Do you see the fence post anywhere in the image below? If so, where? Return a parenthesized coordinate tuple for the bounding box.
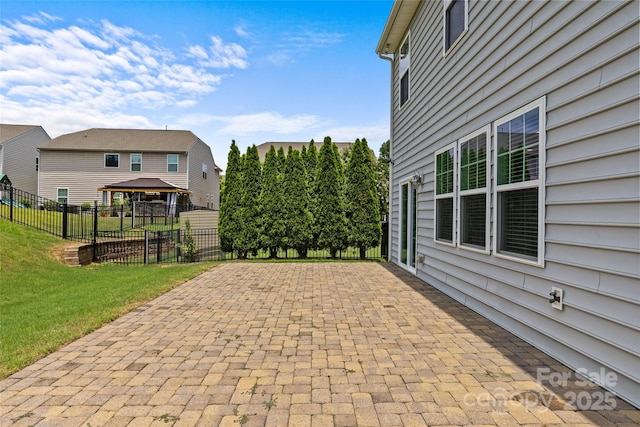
(62, 203, 68, 239)
(144, 230, 149, 264)
(9, 185, 14, 222)
(92, 201, 98, 262)
(120, 204, 124, 231)
(157, 231, 162, 264)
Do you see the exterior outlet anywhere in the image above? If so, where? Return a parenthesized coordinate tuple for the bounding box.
(550, 287, 563, 311)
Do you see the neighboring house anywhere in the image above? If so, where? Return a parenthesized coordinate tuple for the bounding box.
(377, 0, 639, 406)
(0, 124, 51, 195)
(256, 141, 354, 163)
(38, 128, 221, 209)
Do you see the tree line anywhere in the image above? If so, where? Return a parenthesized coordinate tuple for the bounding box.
(219, 137, 389, 259)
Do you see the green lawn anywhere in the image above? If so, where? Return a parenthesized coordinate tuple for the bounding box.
(0, 219, 216, 378)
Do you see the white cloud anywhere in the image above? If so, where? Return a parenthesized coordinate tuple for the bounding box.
(0, 15, 240, 136)
(234, 23, 251, 38)
(188, 36, 248, 69)
(215, 112, 321, 135)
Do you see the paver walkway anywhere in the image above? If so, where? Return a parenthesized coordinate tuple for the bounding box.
(1, 263, 637, 427)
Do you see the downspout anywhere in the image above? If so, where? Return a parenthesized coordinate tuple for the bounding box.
(378, 52, 394, 262)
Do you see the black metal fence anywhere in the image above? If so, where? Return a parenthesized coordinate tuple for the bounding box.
(1, 184, 386, 264)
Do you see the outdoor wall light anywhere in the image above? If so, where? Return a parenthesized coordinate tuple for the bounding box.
(411, 172, 423, 187)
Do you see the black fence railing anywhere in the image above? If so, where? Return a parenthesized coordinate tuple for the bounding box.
(2, 185, 386, 264)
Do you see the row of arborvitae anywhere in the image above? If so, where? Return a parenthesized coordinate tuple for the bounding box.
(219, 136, 382, 259)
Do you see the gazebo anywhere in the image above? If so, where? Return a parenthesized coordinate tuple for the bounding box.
(98, 178, 191, 215)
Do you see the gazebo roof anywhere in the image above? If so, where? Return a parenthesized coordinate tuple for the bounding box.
(98, 178, 190, 193)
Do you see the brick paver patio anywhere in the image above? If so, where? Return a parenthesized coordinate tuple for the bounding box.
(1, 262, 638, 426)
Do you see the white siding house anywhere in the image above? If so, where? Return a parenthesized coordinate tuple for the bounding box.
(0, 124, 51, 195)
(38, 128, 221, 209)
(377, 0, 639, 406)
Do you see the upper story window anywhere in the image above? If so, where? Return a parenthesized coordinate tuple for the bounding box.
(130, 153, 142, 172)
(202, 163, 208, 179)
(35, 157, 39, 171)
(167, 154, 179, 172)
(493, 97, 546, 265)
(444, 0, 468, 53)
(399, 33, 410, 107)
(105, 153, 119, 168)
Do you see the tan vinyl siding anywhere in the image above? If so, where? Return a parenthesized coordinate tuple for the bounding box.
(0, 126, 49, 194)
(186, 140, 220, 209)
(386, 0, 639, 405)
(39, 150, 188, 205)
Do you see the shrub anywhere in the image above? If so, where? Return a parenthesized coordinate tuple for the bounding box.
(42, 200, 59, 211)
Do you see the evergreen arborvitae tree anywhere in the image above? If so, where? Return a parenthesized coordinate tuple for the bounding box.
(276, 147, 286, 175)
(236, 145, 262, 258)
(283, 148, 313, 258)
(259, 146, 286, 258)
(219, 140, 243, 254)
(315, 136, 348, 258)
(304, 139, 319, 249)
(376, 140, 390, 220)
(346, 138, 382, 259)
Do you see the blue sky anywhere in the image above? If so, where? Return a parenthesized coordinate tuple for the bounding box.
(1, 1, 394, 170)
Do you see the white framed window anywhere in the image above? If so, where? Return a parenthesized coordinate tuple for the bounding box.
(434, 144, 456, 245)
(105, 153, 119, 168)
(399, 179, 417, 271)
(202, 163, 208, 179)
(444, 0, 468, 54)
(458, 126, 490, 253)
(167, 154, 178, 172)
(57, 188, 69, 204)
(399, 32, 410, 107)
(130, 153, 142, 172)
(493, 96, 546, 266)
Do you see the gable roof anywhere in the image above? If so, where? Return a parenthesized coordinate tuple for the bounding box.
(99, 177, 189, 193)
(0, 124, 41, 144)
(39, 128, 200, 152)
(256, 141, 354, 163)
(376, 0, 421, 55)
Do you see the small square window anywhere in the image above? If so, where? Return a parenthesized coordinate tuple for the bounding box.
(168, 154, 178, 172)
(105, 153, 119, 168)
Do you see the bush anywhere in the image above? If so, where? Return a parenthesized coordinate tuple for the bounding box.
(42, 200, 59, 211)
(19, 198, 33, 208)
(179, 219, 199, 262)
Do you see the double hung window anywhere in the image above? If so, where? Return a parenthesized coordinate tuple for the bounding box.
(130, 154, 142, 172)
(435, 145, 456, 244)
(444, 0, 468, 53)
(399, 33, 410, 107)
(458, 127, 489, 251)
(494, 97, 545, 264)
(167, 154, 179, 172)
(57, 188, 69, 204)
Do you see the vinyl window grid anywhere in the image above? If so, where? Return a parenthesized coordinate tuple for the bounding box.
(457, 126, 490, 253)
(493, 96, 546, 266)
(434, 144, 456, 246)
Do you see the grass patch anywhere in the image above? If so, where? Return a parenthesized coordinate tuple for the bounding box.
(0, 219, 216, 378)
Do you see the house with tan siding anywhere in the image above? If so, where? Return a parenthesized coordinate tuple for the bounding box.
(38, 128, 220, 209)
(0, 124, 51, 195)
(377, 0, 639, 406)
